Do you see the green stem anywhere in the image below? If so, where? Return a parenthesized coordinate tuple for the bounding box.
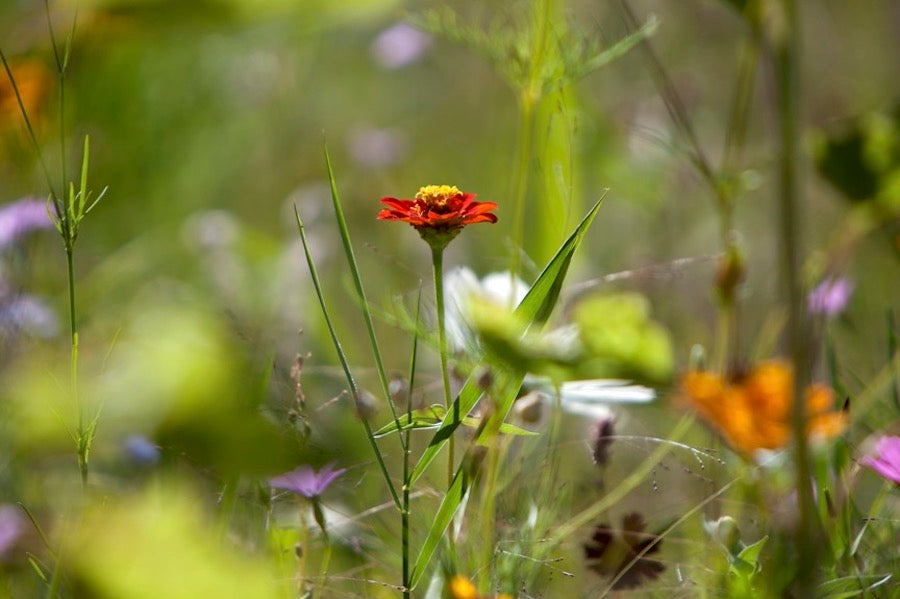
(509, 95, 537, 284)
(401, 292, 420, 599)
(773, 0, 818, 592)
(65, 247, 87, 488)
(431, 247, 455, 488)
(297, 501, 308, 596)
(295, 210, 401, 510)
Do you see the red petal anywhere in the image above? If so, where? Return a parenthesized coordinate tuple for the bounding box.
(380, 197, 415, 211)
(462, 213, 498, 224)
(464, 201, 498, 215)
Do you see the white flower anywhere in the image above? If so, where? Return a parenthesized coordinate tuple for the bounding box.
(445, 268, 656, 413)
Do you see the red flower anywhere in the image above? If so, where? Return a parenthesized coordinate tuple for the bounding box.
(378, 185, 497, 251)
(379, 184, 497, 229)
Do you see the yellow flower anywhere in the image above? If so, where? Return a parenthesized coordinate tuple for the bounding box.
(679, 360, 846, 456)
(449, 575, 479, 599)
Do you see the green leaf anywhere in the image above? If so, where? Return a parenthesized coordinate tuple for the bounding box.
(408, 466, 469, 589)
(375, 405, 538, 438)
(736, 535, 767, 565)
(571, 15, 658, 82)
(323, 144, 398, 424)
(373, 405, 446, 438)
(409, 194, 605, 484)
(818, 574, 893, 598)
(730, 535, 767, 579)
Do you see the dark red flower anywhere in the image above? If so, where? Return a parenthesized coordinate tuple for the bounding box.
(583, 513, 665, 590)
(378, 184, 497, 231)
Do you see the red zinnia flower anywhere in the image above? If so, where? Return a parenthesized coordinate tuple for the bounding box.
(378, 184, 497, 250)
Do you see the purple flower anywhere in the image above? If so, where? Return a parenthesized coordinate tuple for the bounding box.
(0, 198, 53, 249)
(370, 23, 431, 69)
(0, 295, 58, 338)
(270, 463, 346, 498)
(0, 505, 25, 556)
(861, 436, 900, 484)
(808, 276, 853, 317)
(123, 435, 161, 466)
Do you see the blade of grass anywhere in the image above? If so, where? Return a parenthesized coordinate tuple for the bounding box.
(322, 144, 401, 428)
(410, 193, 605, 483)
(408, 466, 470, 589)
(294, 206, 401, 510)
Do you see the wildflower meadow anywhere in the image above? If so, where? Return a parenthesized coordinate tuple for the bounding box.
(1, 0, 898, 597)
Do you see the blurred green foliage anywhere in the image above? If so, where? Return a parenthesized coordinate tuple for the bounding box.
(0, 0, 897, 596)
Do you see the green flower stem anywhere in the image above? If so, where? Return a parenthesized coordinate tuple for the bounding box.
(431, 246, 456, 489)
(402, 293, 421, 599)
(509, 95, 537, 285)
(312, 498, 331, 595)
(66, 247, 88, 487)
(298, 500, 309, 596)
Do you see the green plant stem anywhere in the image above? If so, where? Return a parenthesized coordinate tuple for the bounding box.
(65, 247, 87, 487)
(773, 0, 819, 592)
(509, 95, 537, 285)
(295, 210, 401, 510)
(315, 532, 332, 597)
(298, 501, 309, 596)
(431, 247, 455, 489)
(402, 292, 420, 599)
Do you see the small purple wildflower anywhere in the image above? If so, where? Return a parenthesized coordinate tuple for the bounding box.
(370, 23, 431, 69)
(123, 435, 161, 466)
(861, 436, 900, 484)
(0, 198, 53, 249)
(808, 276, 853, 317)
(270, 463, 346, 498)
(0, 505, 25, 557)
(0, 295, 58, 338)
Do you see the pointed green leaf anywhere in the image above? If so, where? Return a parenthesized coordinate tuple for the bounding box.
(410, 194, 604, 483)
(408, 467, 469, 589)
(818, 574, 892, 598)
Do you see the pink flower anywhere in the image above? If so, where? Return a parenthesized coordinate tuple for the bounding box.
(371, 23, 431, 69)
(808, 276, 853, 317)
(861, 436, 900, 484)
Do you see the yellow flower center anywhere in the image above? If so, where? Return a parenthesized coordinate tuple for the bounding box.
(415, 184, 461, 209)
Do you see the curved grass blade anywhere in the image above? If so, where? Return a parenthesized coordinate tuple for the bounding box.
(323, 144, 401, 428)
(294, 206, 400, 510)
(408, 467, 469, 589)
(410, 193, 606, 483)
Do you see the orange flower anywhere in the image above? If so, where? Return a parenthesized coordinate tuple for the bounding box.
(0, 58, 52, 130)
(378, 184, 497, 250)
(447, 575, 514, 599)
(679, 360, 846, 456)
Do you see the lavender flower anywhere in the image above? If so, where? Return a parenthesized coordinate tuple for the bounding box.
(0, 198, 53, 249)
(270, 463, 346, 498)
(861, 436, 900, 484)
(370, 23, 431, 69)
(0, 295, 58, 338)
(0, 505, 25, 557)
(808, 276, 853, 317)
